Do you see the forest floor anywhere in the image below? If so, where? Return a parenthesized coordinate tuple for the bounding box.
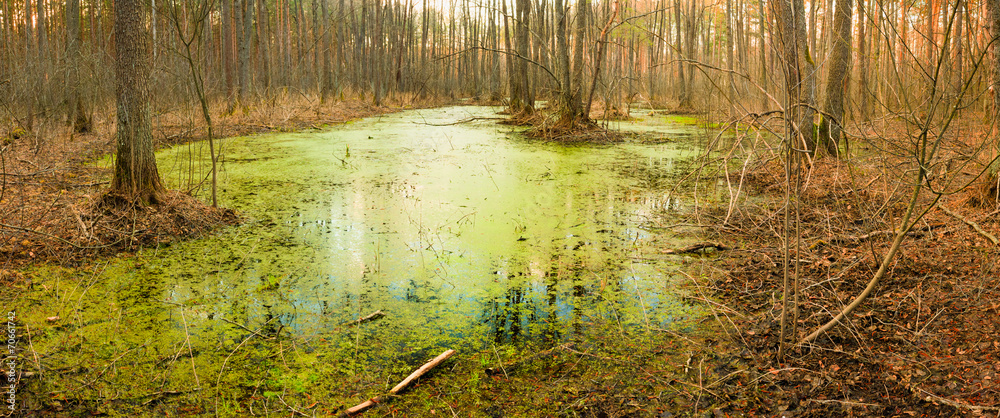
(691, 141, 1000, 416)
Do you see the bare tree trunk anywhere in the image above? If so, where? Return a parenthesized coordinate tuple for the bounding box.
(675, 0, 688, 107)
(223, 0, 236, 109)
(953, 0, 964, 90)
(570, 0, 588, 120)
(926, 0, 939, 64)
(556, 0, 571, 109)
(795, 0, 817, 152)
(988, 0, 1000, 178)
(584, 0, 619, 116)
(509, 0, 533, 115)
(258, 0, 272, 91)
(776, 0, 817, 153)
(67, 0, 92, 133)
(373, 0, 385, 105)
(238, 0, 252, 102)
(113, 0, 164, 204)
(858, 0, 870, 118)
(321, 0, 333, 102)
(36, 0, 47, 61)
(726, 0, 736, 115)
(818, 0, 853, 157)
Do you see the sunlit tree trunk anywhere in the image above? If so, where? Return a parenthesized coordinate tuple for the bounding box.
(112, 0, 164, 204)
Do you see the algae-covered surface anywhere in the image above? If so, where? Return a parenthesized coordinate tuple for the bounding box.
(11, 107, 731, 416)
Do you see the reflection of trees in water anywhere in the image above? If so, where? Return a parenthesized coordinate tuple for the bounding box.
(482, 251, 630, 345)
(484, 271, 530, 344)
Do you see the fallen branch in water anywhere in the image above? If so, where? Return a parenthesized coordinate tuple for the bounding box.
(661, 242, 730, 255)
(343, 349, 456, 416)
(412, 116, 505, 126)
(343, 310, 386, 327)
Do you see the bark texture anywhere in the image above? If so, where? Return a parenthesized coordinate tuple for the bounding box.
(113, 0, 164, 204)
(818, 0, 853, 157)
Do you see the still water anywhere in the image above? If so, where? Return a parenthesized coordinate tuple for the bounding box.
(21, 106, 710, 394)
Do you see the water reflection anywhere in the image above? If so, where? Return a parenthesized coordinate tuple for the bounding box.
(147, 106, 704, 350)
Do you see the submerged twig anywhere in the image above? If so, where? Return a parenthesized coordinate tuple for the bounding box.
(343, 349, 457, 416)
(342, 310, 386, 327)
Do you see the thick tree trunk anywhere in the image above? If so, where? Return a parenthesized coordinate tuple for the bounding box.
(510, 0, 533, 115)
(238, 0, 253, 102)
(818, 0, 853, 157)
(556, 0, 571, 109)
(113, 0, 164, 204)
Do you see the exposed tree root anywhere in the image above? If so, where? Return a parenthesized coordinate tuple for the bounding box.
(524, 114, 623, 142)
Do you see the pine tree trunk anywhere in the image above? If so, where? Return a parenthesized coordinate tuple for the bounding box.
(112, 0, 164, 204)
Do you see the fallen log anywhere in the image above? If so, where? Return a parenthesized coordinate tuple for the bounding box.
(660, 242, 730, 255)
(342, 310, 385, 327)
(343, 349, 456, 416)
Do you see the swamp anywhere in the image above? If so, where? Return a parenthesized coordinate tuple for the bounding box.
(3, 0, 1000, 416)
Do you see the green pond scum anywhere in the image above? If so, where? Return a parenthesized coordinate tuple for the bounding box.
(11, 107, 742, 417)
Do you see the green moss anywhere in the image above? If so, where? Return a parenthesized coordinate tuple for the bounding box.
(12, 106, 721, 417)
